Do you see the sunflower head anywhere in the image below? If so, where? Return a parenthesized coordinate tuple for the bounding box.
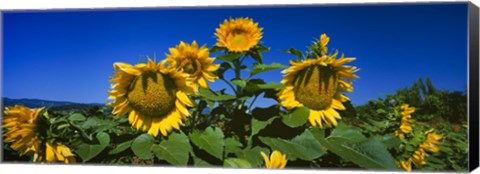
(215, 17, 263, 52)
(3, 105, 76, 163)
(260, 150, 288, 169)
(3, 105, 44, 159)
(165, 41, 220, 89)
(278, 34, 359, 128)
(107, 58, 195, 137)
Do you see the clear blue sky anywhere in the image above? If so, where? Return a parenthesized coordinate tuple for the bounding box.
(2, 3, 468, 106)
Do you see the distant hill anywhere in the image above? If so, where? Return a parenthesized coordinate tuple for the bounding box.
(2, 97, 104, 111)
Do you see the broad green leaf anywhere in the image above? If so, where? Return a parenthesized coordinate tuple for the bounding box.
(250, 63, 286, 77)
(152, 132, 191, 166)
(199, 87, 236, 101)
(225, 138, 243, 155)
(224, 158, 252, 168)
(217, 53, 242, 61)
(76, 144, 106, 162)
(310, 128, 398, 170)
(235, 146, 270, 167)
(81, 118, 99, 129)
(381, 135, 402, 149)
(328, 122, 367, 143)
(252, 116, 278, 136)
(189, 127, 225, 160)
(96, 132, 110, 146)
(68, 113, 86, 122)
(108, 140, 133, 155)
(131, 134, 155, 160)
(259, 130, 326, 161)
(282, 107, 309, 128)
(231, 79, 247, 88)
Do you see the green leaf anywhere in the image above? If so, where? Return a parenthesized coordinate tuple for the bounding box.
(231, 79, 247, 88)
(282, 107, 309, 128)
(282, 48, 303, 59)
(96, 132, 110, 146)
(217, 53, 242, 61)
(250, 63, 286, 77)
(310, 128, 398, 170)
(257, 82, 285, 90)
(76, 144, 106, 162)
(381, 135, 402, 149)
(189, 127, 225, 160)
(234, 146, 270, 167)
(193, 155, 213, 167)
(224, 158, 252, 168)
(329, 122, 367, 143)
(225, 138, 243, 155)
(152, 132, 191, 166)
(259, 130, 326, 161)
(210, 46, 227, 53)
(68, 113, 86, 122)
(108, 140, 133, 155)
(376, 108, 386, 114)
(131, 134, 155, 160)
(199, 87, 236, 101)
(251, 116, 278, 136)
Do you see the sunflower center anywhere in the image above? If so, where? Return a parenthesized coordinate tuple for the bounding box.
(229, 33, 250, 49)
(181, 58, 202, 77)
(127, 71, 177, 117)
(293, 65, 338, 110)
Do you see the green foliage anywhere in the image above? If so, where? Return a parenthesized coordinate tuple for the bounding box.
(259, 130, 326, 161)
(152, 132, 191, 165)
(189, 127, 225, 160)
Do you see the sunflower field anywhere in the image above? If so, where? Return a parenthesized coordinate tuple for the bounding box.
(1, 17, 468, 172)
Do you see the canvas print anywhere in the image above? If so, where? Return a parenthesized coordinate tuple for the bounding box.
(1, 2, 474, 172)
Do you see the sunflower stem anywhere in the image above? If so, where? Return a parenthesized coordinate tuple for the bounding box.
(247, 94, 259, 111)
(220, 78, 238, 96)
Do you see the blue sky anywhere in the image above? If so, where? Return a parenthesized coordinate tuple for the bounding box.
(2, 3, 468, 107)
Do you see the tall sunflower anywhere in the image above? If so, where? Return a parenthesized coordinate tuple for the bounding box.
(277, 34, 359, 128)
(215, 17, 263, 52)
(165, 41, 220, 89)
(107, 58, 195, 137)
(260, 150, 288, 169)
(394, 104, 416, 138)
(3, 105, 75, 163)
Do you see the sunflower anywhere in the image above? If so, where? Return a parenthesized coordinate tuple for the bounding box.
(394, 104, 416, 138)
(165, 41, 220, 89)
(3, 105, 44, 161)
(215, 17, 263, 52)
(3, 105, 76, 163)
(419, 129, 443, 153)
(45, 143, 76, 163)
(107, 58, 195, 137)
(398, 129, 443, 171)
(260, 150, 288, 169)
(277, 34, 359, 128)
